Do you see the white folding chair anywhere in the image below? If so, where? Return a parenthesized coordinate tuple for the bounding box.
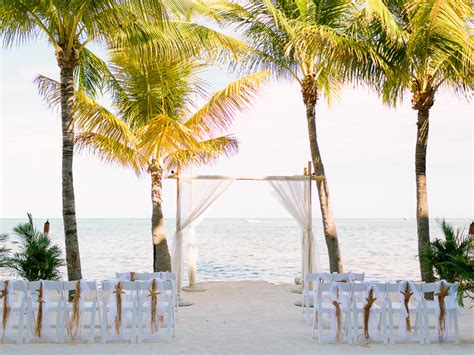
(147, 272, 178, 318)
(349, 272, 365, 282)
(302, 272, 332, 325)
(313, 282, 353, 344)
(0, 280, 28, 343)
(100, 280, 137, 343)
(61, 280, 100, 343)
(136, 279, 175, 343)
(421, 281, 459, 344)
(351, 282, 388, 344)
(115, 272, 148, 281)
(332, 272, 365, 283)
(25, 280, 63, 343)
(385, 281, 424, 344)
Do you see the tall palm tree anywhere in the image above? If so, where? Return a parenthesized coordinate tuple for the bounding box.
(1, 0, 248, 280)
(368, 0, 471, 282)
(36, 53, 268, 271)
(218, 0, 388, 272)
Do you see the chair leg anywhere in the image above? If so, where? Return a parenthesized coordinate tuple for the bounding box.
(381, 310, 388, 344)
(131, 309, 137, 344)
(136, 309, 142, 343)
(346, 311, 353, 344)
(17, 308, 25, 344)
(351, 310, 358, 344)
(100, 305, 107, 344)
(56, 307, 63, 343)
(388, 308, 395, 344)
(423, 310, 430, 344)
(317, 312, 324, 344)
(60, 306, 67, 344)
(89, 309, 96, 344)
(24, 310, 32, 343)
(452, 311, 460, 344)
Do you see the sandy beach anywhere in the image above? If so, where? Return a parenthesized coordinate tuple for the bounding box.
(2, 281, 473, 354)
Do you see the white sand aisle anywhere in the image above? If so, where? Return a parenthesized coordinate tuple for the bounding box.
(2, 281, 473, 354)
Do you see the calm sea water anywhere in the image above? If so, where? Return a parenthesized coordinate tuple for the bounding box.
(0, 218, 470, 283)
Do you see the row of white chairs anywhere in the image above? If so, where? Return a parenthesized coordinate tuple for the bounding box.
(115, 272, 179, 317)
(309, 279, 460, 345)
(302, 272, 365, 324)
(0, 275, 177, 344)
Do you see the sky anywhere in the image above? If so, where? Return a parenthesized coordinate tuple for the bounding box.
(1, 40, 472, 220)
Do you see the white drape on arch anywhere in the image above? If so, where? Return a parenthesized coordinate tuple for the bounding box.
(267, 177, 319, 280)
(172, 177, 234, 294)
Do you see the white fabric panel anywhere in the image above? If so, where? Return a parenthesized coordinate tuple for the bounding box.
(267, 178, 319, 280)
(172, 178, 234, 293)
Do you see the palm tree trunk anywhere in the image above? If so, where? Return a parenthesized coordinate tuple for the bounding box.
(150, 163, 172, 272)
(415, 109, 434, 282)
(302, 76, 343, 273)
(60, 65, 82, 281)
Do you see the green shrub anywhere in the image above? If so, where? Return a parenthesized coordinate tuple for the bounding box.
(423, 220, 473, 306)
(6, 213, 64, 281)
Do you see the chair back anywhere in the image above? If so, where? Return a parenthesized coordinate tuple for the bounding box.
(421, 282, 437, 293)
(332, 282, 352, 307)
(350, 273, 365, 282)
(332, 273, 350, 282)
(135, 279, 173, 301)
(0, 279, 27, 300)
(314, 281, 331, 300)
(62, 280, 97, 292)
(146, 272, 176, 281)
(27, 280, 62, 301)
(102, 280, 136, 293)
(305, 272, 331, 283)
(115, 272, 148, 281)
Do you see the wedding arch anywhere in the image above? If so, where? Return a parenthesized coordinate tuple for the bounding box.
(168, 163, 323, 296)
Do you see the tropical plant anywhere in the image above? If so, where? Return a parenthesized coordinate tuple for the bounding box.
(36, 52, 268, 271)
(217, 0, 390, 272)
(5, 214, 64, 281)
(423, 220, 473, 306)
(365, 0, 472, 282)
(0, 233, 11, 269)
(1, 0, 248, 281)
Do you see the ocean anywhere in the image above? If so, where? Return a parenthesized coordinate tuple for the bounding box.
(0, 218, 470, 283)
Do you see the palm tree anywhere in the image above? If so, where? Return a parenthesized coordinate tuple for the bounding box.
(423, 220, 473, 306)
(367, 0, 471, 282)
(36, 53, 268, 271)
(218, 0, 388, 272)
(6, 214, 65, 281)
(1, 0, 249, 280)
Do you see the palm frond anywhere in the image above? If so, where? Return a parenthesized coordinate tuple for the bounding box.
(185, 70, 269, 139)
(136, 114, 200, 162)
(164, 135, 239, 170)
(75, 132, 144, 174)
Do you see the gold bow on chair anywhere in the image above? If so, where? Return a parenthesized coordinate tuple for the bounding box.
(1, 280, 10, 342)
(400, 283, 414, 332)
(34, 283, 45, 338)
(130, 272, 136, 282)
(436, 283, 450, 342)
(148, 279, 161, 334)
(363, 289, 377, 341)
(68, 281, 81, 340)
(113, 282, 125, 334)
